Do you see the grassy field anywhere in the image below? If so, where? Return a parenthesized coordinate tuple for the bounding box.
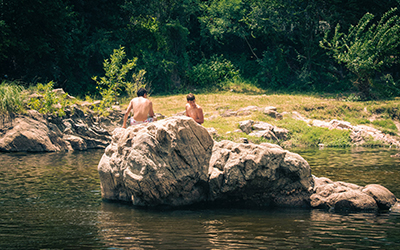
(144, 90, 400, 148)
(2, 80, 399, 148)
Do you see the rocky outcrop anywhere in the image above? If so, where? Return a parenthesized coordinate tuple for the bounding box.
(205, 105, 283, 120)
(0, 110, 70, 152)
(0, 105, 122, 152)
(311, 177, 397, 211)
(239, 120, 289, 141)
(98, 116, 398, 211)
(98, 116, 314, 208)
(262, 106, 283, 120)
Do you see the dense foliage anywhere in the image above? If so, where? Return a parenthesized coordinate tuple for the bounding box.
(1, 0, 399, 98)
(321, 8, 400, 99)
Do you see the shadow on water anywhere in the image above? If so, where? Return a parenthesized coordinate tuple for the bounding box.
(0, 147, 399, 249)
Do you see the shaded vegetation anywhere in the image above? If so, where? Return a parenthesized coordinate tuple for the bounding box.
(1, 0, 400, 148)
(1, 0, 399, 99)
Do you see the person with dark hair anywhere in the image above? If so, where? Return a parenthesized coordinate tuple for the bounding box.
(122, 88, 157, 128)
(185, 93, 204, 124)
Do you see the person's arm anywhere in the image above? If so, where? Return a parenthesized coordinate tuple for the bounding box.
(185, 104, 190, 117)
(196, 107, 204, 124)
(148, 101, 157, 121)
(122, 101, 133, 128)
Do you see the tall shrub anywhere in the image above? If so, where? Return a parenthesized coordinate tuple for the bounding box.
(92, 46, 137, 110)
(320, 8, 400, 99)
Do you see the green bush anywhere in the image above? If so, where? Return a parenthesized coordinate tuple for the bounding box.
(28, 81, 69, 116)
(125, 69, 148, 98)
(372, 74, 400, 98)
(0, 81, 25, 115)
(92, 46, 138, 113)
(187, 55, 240, 89)
(257, 50, 290, 90)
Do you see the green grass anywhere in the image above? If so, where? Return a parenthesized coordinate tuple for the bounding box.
(147, 84, 399, 148)
(372, 119, 398, 135)
(0, 81, 25, 115)
(274, 118, 352, 148)
(4, 79, 400, 148)
(372, 119, 397, 131)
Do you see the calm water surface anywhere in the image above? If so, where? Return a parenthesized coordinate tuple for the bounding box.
(0, 147, 399, 249)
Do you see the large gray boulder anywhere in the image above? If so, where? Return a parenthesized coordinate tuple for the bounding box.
(209, 140, 314, 207)
(98, 116, 398, 211)
(98, 116, 214, 206)
(98, 116, 314, 208)
(239, 120, 289, 141)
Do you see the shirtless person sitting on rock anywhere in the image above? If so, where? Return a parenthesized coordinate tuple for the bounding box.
(185, 93, 204, 124)
(122, 88, 157, 128)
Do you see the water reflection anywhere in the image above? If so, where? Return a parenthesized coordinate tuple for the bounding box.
(97, 202, 400, 249)
(308, 210, 400, 249)
(1, 148, 400, 249)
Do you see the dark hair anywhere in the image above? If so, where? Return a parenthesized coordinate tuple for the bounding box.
(137, 88, 147, 97)
(186, 93, 195, 101)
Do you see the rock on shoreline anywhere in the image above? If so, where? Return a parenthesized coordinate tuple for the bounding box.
(0, 106, 122, 152)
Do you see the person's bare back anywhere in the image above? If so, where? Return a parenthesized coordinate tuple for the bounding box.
(130, 97, 153, 121)
(185, 93, 204, 124)
(122, 88, 156, 128)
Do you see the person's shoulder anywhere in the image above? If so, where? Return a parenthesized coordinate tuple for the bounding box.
(196, 104, 202, 109)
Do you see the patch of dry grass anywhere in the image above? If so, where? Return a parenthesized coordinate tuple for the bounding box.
(151, 92, 398, 122)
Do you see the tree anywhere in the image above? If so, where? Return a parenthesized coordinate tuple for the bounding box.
(320, 8, 400, 99)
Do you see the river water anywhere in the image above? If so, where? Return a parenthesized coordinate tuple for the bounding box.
(1, 147, 399, 249)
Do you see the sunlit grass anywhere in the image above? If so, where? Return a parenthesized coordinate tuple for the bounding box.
(0, 81, 25, 115)
(130, 84, 399, 148)
(10, 78, 396, 148)
(149, 90, 399, 125)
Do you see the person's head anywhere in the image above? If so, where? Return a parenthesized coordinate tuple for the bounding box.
(186, 93, 196, 107)
(137, 88, 147, 97)
(186, 93, 195, 101)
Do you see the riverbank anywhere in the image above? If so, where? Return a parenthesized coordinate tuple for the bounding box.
(148, 91, 400, 148)
(1, 86, 400, 151)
